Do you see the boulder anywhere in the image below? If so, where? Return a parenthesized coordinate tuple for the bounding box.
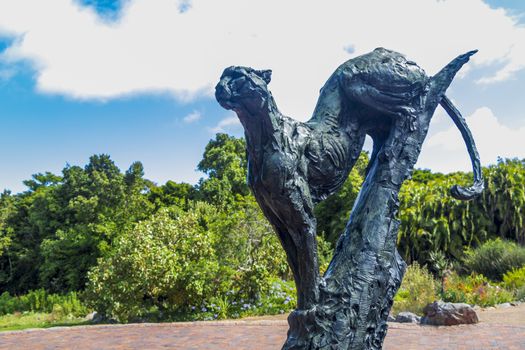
(85, 311, 115, 324)
(85, 311, 98, 322)
(421, 301, 478, 326)
(394, 312, 421, 323)
(497, 302, 512, 308)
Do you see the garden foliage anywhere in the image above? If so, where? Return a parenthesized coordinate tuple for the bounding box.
(0, 289, 86, 317)
(463, 238, 525, 281)
(1, 134, 525, 321)
(392, 263, 437, 315)
(85, 200, 297, 322)
(503, 266, 525, 301)
(442, 271, 514, 307)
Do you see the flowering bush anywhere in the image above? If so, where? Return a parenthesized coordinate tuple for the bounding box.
(185, 278, 297, 321)
(442, 272, 514, 307)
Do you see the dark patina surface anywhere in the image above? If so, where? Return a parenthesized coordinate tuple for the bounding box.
(215, 48, 482, 349)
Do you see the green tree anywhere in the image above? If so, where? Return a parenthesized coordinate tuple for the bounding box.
(0, 191, 14, 256)
(197, 134, 249, 205)
(39, 155, 154, 292)
(397, 170, 491, 264)
(0, 155, 154, 294)
(22, 172, 62, 192)
(482, 158, 525, 244)
(314, 152, 368, 244)
(148, 180, 196, 210)
(397, 159, 525, 265)
(0, 173, 63, 292)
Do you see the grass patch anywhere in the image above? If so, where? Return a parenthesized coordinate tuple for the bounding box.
(0, 290, 87, 317)
(392, 262, 438, 315)
(0, 312, 89, 332)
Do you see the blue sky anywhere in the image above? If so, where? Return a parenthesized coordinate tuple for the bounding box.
(1, 0, 524, 193)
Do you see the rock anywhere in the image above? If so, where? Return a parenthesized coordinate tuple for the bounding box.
(394, 312, 421, 323)
(86, 311, 114, 324)
(387, 315, 396, 322)
(421, 301, 478, 326)
(85, 311, 97, 321)
(497, 302, 512, 308)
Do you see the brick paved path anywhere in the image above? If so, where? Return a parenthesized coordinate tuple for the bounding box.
(0, 305, 523, 350)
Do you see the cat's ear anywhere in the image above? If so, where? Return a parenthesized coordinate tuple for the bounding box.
(255, 69, 272, 84)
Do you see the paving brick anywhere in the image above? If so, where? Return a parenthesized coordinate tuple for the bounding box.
(0, 305, 523, 349)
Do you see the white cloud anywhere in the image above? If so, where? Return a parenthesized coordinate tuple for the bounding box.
(417, 107, 525, 173)
(182, 110, 201, 123)
(0, 0, 524, 119)
(210, 115, 241, 133)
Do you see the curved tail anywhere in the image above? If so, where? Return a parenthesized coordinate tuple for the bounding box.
(428, 49, 483, 201)
(440, 95, 484, 200)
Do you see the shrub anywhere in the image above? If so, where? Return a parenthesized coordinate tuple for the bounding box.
(463, 239, 525, 281)
(442, 272, 514, 307)
(515, 287, 525, 301)
(503, 266, 525, 301)
(209, 198, 291, 301)
(247, 278, 297, 316)
(186, 278, 297, 321)
(392, 263, 437, 315)
(502, 266, 525, 290)
(85, 199, 297, 322)
(85, 205, 220, 322)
